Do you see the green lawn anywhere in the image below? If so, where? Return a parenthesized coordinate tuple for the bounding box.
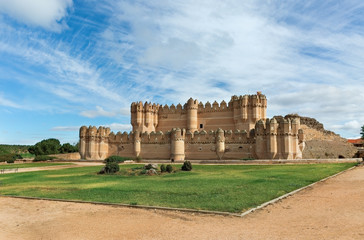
(0, 163, 356, 213)
(0, 162, 72, 170)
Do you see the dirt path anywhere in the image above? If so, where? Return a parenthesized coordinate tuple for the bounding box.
(1, 165, 363, 240)
(0, 162, 103, 174)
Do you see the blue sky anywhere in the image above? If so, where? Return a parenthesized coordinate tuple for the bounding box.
(0, 0, 364, 145)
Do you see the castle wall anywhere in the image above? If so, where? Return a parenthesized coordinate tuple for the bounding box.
(80, 117, 303, 161)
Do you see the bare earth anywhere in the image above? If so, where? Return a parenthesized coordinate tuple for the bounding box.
(1, 165, 363, 240)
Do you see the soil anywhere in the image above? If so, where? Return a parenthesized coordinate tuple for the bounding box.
(1, 165, 363, 240)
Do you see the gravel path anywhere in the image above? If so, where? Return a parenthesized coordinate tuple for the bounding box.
(0, 165, 363, 240)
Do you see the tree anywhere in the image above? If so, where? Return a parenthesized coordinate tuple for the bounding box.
(60, 143, 78, 153)
(33, 138, 61, 155)
(361, 125, 364, 140)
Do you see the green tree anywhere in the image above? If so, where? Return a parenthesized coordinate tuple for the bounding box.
(361, 125, 364, 140)
(33, 138, 61, 155)
(60, 143, 77, 153)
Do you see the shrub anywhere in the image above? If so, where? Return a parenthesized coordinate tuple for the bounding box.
(104, 156, 130, 163)
(181, 161, 192, 171)
(0, 154, 22, 162)
(6, 159, 15, 164)
(135, 156, 142, 162)
(104, 162, 120, 174)
(33, 155, 56, 162)
(166, 164, 173, 173)
(160, 164, 166, 172)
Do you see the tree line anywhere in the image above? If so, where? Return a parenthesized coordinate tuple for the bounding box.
(28, 138, 78, 156)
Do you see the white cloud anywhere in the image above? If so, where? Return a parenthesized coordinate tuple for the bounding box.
(80, 106, 116, 118)
(106, 123, 132, 132)
(0, 93, 22, 108)
(0, 0, 73, 31)
(51, 126, 79, 131)
(80, 107, 129, 118)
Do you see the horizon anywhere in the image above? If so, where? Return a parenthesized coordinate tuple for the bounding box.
(1, 0, 364, 145)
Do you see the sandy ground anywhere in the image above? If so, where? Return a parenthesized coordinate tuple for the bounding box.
(0, 162, 104, 174)
(0, 165, 363, 240)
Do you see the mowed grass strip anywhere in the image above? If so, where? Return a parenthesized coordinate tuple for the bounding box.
(0, 163, 356, 213)
(0, 162, 72, 170)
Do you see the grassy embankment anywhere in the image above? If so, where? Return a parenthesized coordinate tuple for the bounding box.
(0, 163, 356, 213)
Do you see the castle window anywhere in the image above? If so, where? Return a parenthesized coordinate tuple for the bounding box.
(200, 124, 203, 129)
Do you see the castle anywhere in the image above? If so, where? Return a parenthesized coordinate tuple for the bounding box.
(79, 92, 305, 161)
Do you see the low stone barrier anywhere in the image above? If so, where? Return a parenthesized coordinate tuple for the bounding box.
(49, 153, 81, 160)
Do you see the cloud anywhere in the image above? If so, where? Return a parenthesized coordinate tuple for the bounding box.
(51, 123, 132, 133)
(80, 106, 116, 118)
(0, 0, 73, 31)
(0, 93, 22, 108)
(106, 123, 132, 132)
(331, 120, 363, 134)
(51, 126, 79, 131)
(80, 106, 129, 118)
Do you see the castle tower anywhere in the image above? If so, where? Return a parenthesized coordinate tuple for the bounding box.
(87, 126, 98, 159)
(131, 101, 159, 133)
(171, 128, 185, 161)
(267, 118, 278, 159)
(291, 118, 300, 159)
(98, 127, 110, 160)
(79, 126, 87, 159)
(231, 92, 267, 133)
(216, 128, 225, 160)
(255, 119, 266, 159)
(186, 98, 198, 132)
(134, 131, 141, 158)
(282, 118, 293, 159)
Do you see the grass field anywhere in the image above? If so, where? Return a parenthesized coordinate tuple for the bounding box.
(0, 162, 72, 170)
(0, 163, 356, 213)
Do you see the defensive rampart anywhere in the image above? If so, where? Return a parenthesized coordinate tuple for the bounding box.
(79, 108, 304, 161)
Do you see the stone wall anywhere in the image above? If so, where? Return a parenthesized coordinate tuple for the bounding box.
(49, 152, 81, 160)
(79, 116, 304, 161)
(284, 114, 357, 159)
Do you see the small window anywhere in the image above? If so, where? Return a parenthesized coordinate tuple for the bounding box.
(200, 124, 203, 128)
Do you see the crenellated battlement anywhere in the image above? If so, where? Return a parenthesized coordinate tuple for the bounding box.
(131, 92, 267, 133)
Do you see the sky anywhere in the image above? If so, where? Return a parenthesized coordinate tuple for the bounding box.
(0, 0, 364, 145)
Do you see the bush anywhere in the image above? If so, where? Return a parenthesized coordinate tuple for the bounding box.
(104, 156, 130, 163)
(104, 162, 120, 174)
(33, 155, 56, 162)
(181, 161, 192, 171)
(160, 164, 166, 172)
(0, 154, 23, 162)
(166, 164, 173, 173)
(6, 159, 15, 164)
(135, 156, 142, 162)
